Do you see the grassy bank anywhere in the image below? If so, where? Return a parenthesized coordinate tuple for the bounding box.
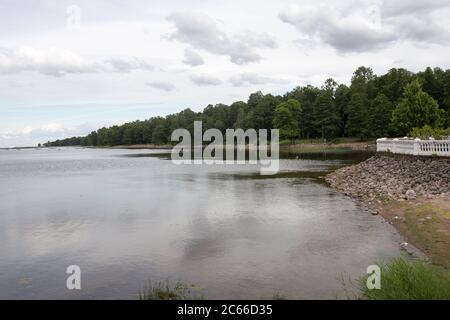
(359, 258, 450, 300)
(139, 280, 204, 300)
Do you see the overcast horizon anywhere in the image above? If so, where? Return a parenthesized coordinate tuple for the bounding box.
(1, 0, 450, 147)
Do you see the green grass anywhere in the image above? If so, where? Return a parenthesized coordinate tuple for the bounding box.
(359, 258, 450, 300)
(139, 280, 204, 300)
(138, 280, 291, 300)
(272, 292, 288, 300)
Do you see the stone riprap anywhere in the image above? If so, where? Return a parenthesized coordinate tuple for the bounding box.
(326, 154, 450, 203)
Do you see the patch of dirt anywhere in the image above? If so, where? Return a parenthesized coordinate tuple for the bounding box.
(376, 196, 450, 269)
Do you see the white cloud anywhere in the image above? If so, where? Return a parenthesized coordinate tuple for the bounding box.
(381, 0, 450, 17)
(190, 74, 222, 86)
(1, 0, 450, 147)
(146, 81, 176, 91)
(167, 12, 276, 65)
(229, 72, 289, 87)
(279, 5, 396, 53)
(279, 1, 450, 53)
(103, 57, 154, 73)
(1, 123, 69, 138)
(0, 122, 100, 147)
(0, 46, 98, 77)
(182, 47, 204, 66)
(0, 46, 154, 76)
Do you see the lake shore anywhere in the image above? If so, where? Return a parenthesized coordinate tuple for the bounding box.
(325, 154, 450, 268)
(78, 139, 376, 153)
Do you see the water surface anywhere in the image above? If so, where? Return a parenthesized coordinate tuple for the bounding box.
(0, 147, 403, 299)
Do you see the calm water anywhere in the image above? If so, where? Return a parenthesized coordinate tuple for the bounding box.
(0, 147, 404, 299)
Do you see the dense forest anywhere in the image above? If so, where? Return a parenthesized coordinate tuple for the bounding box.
(44, 66, 450, 147)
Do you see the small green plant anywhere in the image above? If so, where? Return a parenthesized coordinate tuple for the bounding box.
(371, 191, 391, 203)
(410, 125, 450, 140)
(359, 258, 450, 300)
(139, 280, 204, 300)
(272, 292, 288, 300)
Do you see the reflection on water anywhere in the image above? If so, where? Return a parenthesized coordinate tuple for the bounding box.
(0, 147, 402, 299)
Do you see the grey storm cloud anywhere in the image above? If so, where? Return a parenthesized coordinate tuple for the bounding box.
(146, 81, 176, 91)
(190, 74, 222, 86)
(279, 0, 450, 53)
(167, 12, 277, 65)
(229, 72, 289, 87)
(182, 48, 204, 66)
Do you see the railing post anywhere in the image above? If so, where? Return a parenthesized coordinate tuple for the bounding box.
(377, 138, 386, 152)
(413, 138, 420, 156)
(393, 138, 398, 154)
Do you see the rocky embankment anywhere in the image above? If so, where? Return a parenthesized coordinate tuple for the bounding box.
(326, 154, 450, 204)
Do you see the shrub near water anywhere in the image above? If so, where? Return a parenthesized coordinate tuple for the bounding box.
(360, 258, 450, 300)
(139, 280, 204, 300)
(410, 125, 450, 139)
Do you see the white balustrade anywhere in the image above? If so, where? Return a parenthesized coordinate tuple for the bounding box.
(376, 138, 450, 157)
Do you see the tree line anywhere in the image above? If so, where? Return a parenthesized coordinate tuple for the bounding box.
(44, 66, 450, 147)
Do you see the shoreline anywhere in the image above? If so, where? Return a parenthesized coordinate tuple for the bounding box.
(325, 153, 450, 269)
(13, 140, 375, 152)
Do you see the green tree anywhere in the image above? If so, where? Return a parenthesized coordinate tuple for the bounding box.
(335, 84, 351, 136)
(42, 66, 450, 147)
(285, 85, 321, 139)
(375, 68, 414, 103)
(419, 67, 444, 106)
(151, 117, 169, 144)
(351, 66, 376, 100)
(346, 93, 368, 139)
(392, 80, 444, 135)
(368, 93, 393, 138)
(246, 92, 281, 130)
(273, 99, 301, 141)
(313, 90, 340, 140)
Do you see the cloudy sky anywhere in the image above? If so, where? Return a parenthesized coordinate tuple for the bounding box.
(1, 0, 450, 147)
